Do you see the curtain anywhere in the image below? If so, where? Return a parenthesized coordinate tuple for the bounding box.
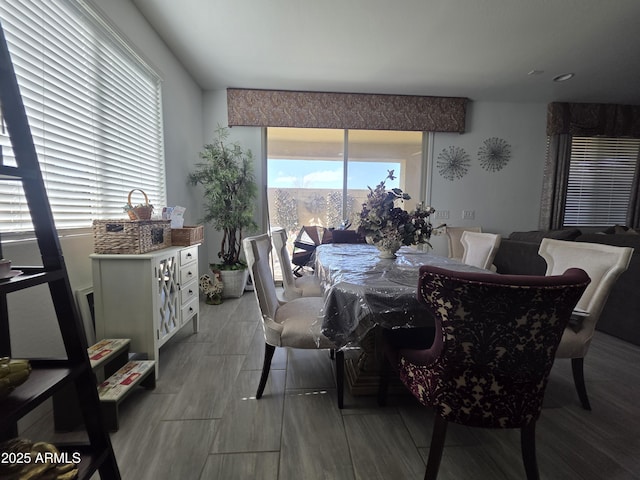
(628, 149, 640, 229)
(539, 134, 572, 230)
(542, 102, 640, 230)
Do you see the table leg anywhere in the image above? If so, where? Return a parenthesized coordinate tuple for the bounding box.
(344, 327, 406, 396)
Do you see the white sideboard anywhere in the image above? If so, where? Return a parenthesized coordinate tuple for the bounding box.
(91, 245, 200, 378)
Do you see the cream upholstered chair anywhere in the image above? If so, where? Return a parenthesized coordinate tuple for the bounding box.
(271, 227, 322, 301)
(538, 238, 633, 410)
(460, 231, 502, 270)
(444, 226, 482, 260)
(243, 233, 344, 408)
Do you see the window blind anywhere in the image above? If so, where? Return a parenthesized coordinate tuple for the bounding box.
(564, 137, 640, 227)
(0, 0, 165, 233)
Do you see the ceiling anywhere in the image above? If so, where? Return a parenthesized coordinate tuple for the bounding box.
(131, 0, 640, 105)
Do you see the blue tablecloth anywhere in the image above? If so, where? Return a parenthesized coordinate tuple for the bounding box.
(315, 243, 484, 348)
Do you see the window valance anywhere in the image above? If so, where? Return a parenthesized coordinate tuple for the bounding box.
(227, 88, 468, 133)
(547, 102, 640, 138)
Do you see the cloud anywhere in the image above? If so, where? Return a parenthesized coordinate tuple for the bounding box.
(302, 169, 342, 188)
(274, 174, 298, 187)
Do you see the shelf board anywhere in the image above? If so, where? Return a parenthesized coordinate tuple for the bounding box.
(0, 164, 37, 180)
(0, 365, 82, 429)
(0, 268, 65, 293)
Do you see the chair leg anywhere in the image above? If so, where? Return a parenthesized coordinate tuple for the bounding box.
(571, 357, 591, 410)
(256, 343, 276, 399)
(335, 349, 344, 409)
(520, 422, 540, 480)
(424, 414, 448, 480)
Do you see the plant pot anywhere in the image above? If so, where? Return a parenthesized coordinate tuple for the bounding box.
(215, 268, 250, 299)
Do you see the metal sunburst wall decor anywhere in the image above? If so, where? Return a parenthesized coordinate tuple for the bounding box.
(437, 146, 471, 181)
(478, 137, 511, 172)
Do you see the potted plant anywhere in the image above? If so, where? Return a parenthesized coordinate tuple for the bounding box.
(189, 126, 258, 298)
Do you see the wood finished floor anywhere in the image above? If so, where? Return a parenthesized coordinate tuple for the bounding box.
(23, 293, 640, 479)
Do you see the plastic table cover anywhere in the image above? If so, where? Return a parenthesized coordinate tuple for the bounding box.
(315, 243, 484, 348)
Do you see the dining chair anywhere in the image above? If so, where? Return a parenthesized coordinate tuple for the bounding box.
(538, 238, 633, 410)
(444, 225, 482, 260)
(460, 230, 501, 270)
(271, 227, 323, 301)
(243, 233, 344, 408)
(290, 225, 332, 276)
(330, 229, 365, 244)
(381, 265, 590, 480)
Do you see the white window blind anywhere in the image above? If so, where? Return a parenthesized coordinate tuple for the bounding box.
(0, 0, 165, 233)
(564, 137, 640, 227)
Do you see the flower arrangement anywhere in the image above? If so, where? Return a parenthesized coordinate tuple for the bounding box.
(357, 170, 435, 256)
(199, 273, 224, 305)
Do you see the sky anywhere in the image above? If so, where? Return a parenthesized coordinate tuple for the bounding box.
(268, 159, 401, 190)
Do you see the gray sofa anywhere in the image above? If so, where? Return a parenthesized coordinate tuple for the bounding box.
(493, 227, 640, 346)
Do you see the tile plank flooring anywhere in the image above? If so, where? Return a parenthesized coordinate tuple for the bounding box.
(23, 293, 640, 479)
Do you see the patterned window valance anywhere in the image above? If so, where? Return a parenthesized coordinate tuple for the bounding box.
(227, 88, 468, 133)
(547, 102, 640, 138)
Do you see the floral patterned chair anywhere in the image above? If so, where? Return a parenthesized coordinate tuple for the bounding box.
(381, 265, 590, 480)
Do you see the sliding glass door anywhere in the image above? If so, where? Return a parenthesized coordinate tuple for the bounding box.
(267, 128, 425, 234)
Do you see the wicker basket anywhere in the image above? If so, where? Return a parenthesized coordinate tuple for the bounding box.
(125, 189, 154, 221)
(93, 219, 171, 254)
(171, 225, 204, 246)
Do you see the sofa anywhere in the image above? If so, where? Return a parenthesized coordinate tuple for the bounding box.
(493, 227, 640, 346)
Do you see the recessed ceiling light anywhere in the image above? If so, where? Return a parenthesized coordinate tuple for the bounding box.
(553, 73, 575, 82)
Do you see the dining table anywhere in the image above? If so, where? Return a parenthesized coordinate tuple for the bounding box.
(313, 243, 487, 394)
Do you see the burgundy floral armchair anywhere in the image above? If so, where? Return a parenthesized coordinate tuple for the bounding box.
(382, 265, 590, 480)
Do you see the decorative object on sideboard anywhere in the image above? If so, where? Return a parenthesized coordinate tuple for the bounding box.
(436, 145, 470, 180)
(123, 188, 154, 220)
(92, 219, 171, 254)
(478, 137, 511, 172)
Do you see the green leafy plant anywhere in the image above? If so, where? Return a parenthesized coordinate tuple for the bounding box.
(189, 126, 257, 268)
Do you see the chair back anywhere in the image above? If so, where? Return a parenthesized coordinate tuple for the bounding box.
(271, 228, 298, 295)
(331, 229, 365, 244)
(444, 226, 482, 260)
(415, 265, 590, 428)
(460, 231, 501, 269)
(243, 234, 280, 323)
(538, 238, 633, 355)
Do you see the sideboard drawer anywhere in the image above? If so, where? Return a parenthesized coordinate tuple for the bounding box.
(180, 245, 198, 266)
(180, 279, 198, 305)
(181, 296, 199, 323)
(180, 264, 198, 285)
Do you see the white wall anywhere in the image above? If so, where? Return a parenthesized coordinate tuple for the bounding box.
(200, 97, 549, 257)
(428, 101, 548, 255)
(6, 0, 203, 357)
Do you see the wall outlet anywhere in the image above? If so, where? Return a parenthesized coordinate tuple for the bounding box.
(434, 210, 449, 220)
(462, 210, 475, 220)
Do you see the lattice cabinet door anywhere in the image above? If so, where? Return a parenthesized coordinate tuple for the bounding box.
(155, 252, 180, 344)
